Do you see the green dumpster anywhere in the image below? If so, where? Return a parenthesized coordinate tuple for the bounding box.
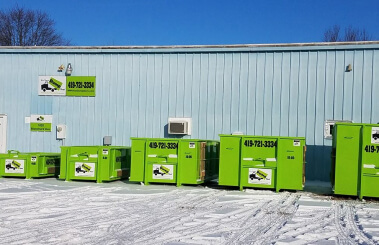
(59, 146, 131, 183)
(0, 150, 60, 179)
(332, 122, 379, 199)
(219, 135, 306, 191)
(130, 138, 219, 186)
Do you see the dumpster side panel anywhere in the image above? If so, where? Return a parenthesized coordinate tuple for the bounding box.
(219, 136, 240, 186)
(145, 139, 179, 185)
(28, 154, 60, 179)
(66, 146, 99, 182)
(240, 136, 277, 190)
(0, 152, 27, 178)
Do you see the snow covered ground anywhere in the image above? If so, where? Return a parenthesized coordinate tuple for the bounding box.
(0, 179, 379, 245)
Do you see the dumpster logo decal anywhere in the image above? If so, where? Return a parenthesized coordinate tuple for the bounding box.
(5, 159, 25, 174)
(75, 162, 95, 177)
(38, 76, 66, 96)
(248, 168, 272, 185)
(152, 164, 174, 180)
(372, 127, 379, 144)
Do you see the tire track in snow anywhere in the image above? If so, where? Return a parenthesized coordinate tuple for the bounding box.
(274, 206, 335, 244)
(157, 196, 274, 244)
(335, 202, 377, 245)
(129, 191, 226, 244)
(225, 192, 296, 244)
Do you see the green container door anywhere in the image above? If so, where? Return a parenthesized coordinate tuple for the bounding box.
(178, 141, 200, 186)
(144, 139, 179, 185)
(276, 138, 306, 191)
(61, 146, 131, 183)
(219, 136, 241, 186)
(59, 147, 69, 180)
(0, 151, 60, 179)
(333, 125, 361, 196)
(130, 139, 146, 182)
(360, 125, 379, 199)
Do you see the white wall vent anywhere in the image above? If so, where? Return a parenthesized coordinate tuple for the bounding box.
(168, 118, 192, 135)
(324, 120, 352, 139)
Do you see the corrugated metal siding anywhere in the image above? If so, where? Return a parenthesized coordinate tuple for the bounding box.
(0, 46, 378, 181)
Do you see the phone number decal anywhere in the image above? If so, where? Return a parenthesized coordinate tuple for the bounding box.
(149, 142, 178, 149)
(244, 140, 277, 148)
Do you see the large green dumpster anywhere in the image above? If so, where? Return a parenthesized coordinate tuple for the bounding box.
(0, 150, 60, 179)
(332, 122, 379, 199)
(130, 138, 219, 186)
(59, 146, 131, 183)
(219, 135, 306, 191)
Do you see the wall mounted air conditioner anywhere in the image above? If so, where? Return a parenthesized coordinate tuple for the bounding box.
(168, 118, 192, 135)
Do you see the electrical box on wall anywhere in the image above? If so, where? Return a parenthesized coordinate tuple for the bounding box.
(324, 120, 352, 139)
(168, 118, 192, 135)
(56, 124, 67, 139)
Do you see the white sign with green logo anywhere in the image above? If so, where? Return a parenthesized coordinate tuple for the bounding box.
(30, 115, 53, 132)
(38, 76, 66, 96)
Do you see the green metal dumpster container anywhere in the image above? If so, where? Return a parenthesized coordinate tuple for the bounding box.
(130, 138, 219, 186)
(332, 122, 379, 199)
(0, 150, 60, 179)
(219, 135, 306, 191)
(59, 146, 131, 183)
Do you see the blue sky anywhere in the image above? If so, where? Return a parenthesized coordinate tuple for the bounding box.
(1, 0, 379, 46)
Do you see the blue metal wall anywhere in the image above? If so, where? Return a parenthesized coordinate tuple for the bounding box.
(1, 43, 378, 181)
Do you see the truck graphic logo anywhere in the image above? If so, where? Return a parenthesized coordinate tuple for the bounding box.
(36, 116, 45, 121)
(6, 160, 21, 170)
(41, 77, 62, 92)
(153, 165, 170, 176)
(250, 169, 269, 181)
(373, 131, 379, 140)
(76, 163, 92, 173)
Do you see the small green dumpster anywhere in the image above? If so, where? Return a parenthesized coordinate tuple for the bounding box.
(332, 122, 379, 199)
(59, 146, 131, 183)
(219, 135, 306, 191)
(130, 138, 219, 186)
(0, 150, 60, 179)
